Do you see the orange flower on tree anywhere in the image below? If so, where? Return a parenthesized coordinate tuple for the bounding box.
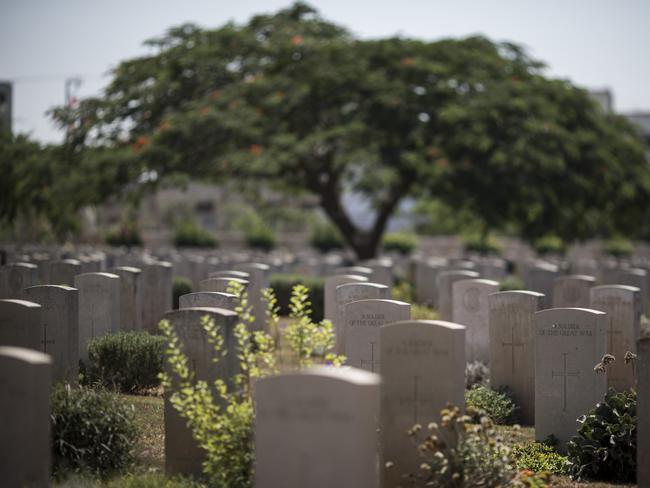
(291, 35, 304, 46)
(132, 135, 151, 152)
(200, 106, 211, 116)
(249, 144, 264, 155)
(400, 57, 415, 66)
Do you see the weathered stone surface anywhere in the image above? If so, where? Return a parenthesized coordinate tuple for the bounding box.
(141, 261, 173, 334)
(109, 266, 143, 331)
(637, 337, 650, 488)
(552, 275, 596, 308)
(0, 299, 43, 351)
(0, 262, 39, 299)
(179, 291, 238, 310)
(436, 270, 480, 321)
(324, 274, 368, 324)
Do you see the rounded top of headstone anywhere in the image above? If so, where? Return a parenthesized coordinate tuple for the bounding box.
(591, 284, 641, 293)
(76, 272, 120, 279)
(0, 298, 42, 308)
(346, 299, 410, 307)
(438, 270, 480, 279)
(336, 266, 373, 276)
(385, 319, 466, 331)
(25, 284, 77, 292)
(165, 306, 238, 318)
(336, 282, 389, 292)
(327, 274, 368, 283)
(210, 271, 250, 279)
(266, 365, 381, 386)
(5, 261, 38, 269)
(555, 274, 597, 283)
(111, 266, 142, 274)
(0, 346, 51, 365)
(489, 290, 545, 298)
(535, 307, 606, 316)
(61, 259, 82, 265)
(455, 278, 499, 287)
(240, 263, 271, 272)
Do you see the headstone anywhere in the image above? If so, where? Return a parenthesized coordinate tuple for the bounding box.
(602, 267, 649, 315)
(477, 258, 508, 282)
(343, 299, 410, 372)
(0, 299, 43, 350)
(335, 266, 373, 278)
(179, 291, 238, 310)
(452, 278, 498, 363)
(637, 337, 650, 488)
(324, 274, 368, 323)
(436, 270, 480, 321)
(488, 290, 544, 425)
(74, 272, 121, 361)
(363, 258, 394, 287)
(523, 261, 560, 307)
(208, 270, 250, 280)
(414, 257, 447, 307)
(199, 277, 249, 293)
(255, 366, 380, 488)
(25, 285, 79, 383)
(237, 263, 270, 332)
(110, 266, 143, 331)
(590, 285, 641, 391)
(534, 308, 607, 450)
(164, 307, 239, 477)
(49, 259, 82, 287)
(141, 261, 173, 333)
(380, 320, 465, 486)
(0, 262, 39, 299)
(552, 275, 596, 308)
(0, 346, 51, 487)
(335, 282, 390, 353)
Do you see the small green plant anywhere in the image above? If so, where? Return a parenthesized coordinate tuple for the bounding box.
(511, 443, 568, 474)
(533, 235, 566, 256)
(245, 220, 276, 251)
(309, 220, 344, 253)
(566, 388, 636, 482)
(392, 280, 414, 303)
(411, 304, 439, 320)
(105, 222, 142, 247)
(382, 232, 417, 256)
(499, 274, 525, 291)
(463, 233, 502, 256)
(173, 276, 193, 309)
(173, 221, 218, 248)
(84, 331, 165, 392)
(603, 238, 633, 258)
(270, 274, 325, 321)
(465, 384, 518, 425)
(465, 360, 489, 389)
(51, 385, 137, 479)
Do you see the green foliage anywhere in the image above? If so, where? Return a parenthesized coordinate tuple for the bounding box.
(391, 280, 414, 303)
(465, 384, 518, 425)
(566, 388, 636, 483)
(269, 274, 324, 321)
(412, 198, 483, 236)
(84, 332, 165, 392)
(105, 221, 143, 247)
(51, 385, 137, 479)
(603, 237, 634, 258)
(309, 220, 344, 253)
(173, 276, 193, 309)
(533, 235, 566, 256)
(404, 406, 514, 487)
(245, 221, 276, 251)
(173, 221, 218, 248)
(382, 232, 418, 256)
(511, 443, 568, 474)
(463, 233, 502, 256)
(104, 473, 203, 487)
(465, 360, 489, 389)
(411, 304, 439, 320)
(499, 275, 525, 291)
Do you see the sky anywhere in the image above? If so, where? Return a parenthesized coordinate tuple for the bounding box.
(1, 0, 649, 143)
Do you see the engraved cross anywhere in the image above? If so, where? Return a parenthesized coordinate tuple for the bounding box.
(41, 323, 55, 353)
(552, 352, 580, 412)
(359, 342, 380, 372)
(502, 326, 524, 374)
(399, 376, 430, 424)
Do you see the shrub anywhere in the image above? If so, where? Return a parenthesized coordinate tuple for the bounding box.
(309, 221, 344, 253)
(382, 232, 417, 256)
(533, 235, 566, 256)
(411, 304, 438, 320)
(463, 233, 502, 256)
(105, 473, 203, 487)
(566, 388, 636, 482)
(270, 274, 325, 321)
(500, 274, 525, 291)
(173, 221, 218, 248)
(245, 221, 276, 251)
(511, 442, 568, 474)
(84, 332, 165, 392)
(465, 384, 518, 424)
(173, 276, 193, 309)
(465, 360, 489, 389)
(51, 385, 137, 479)
(105, 222, 142, 247)
(392, 280, 414, 303)
(604, 238, 633, 258)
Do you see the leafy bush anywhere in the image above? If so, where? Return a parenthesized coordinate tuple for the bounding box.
(463, 233, 502, 256)
(105, 222, 142, 247)
(105, 473, 203, 487)
(270, 274, 324, 321)
(511, 443, 568, 474)
(499, 275, 525, 291)
(51, 385, 137, 479)
(382, 232, 417, 256)
(391, 280, 414, 303)
(465, 360, 489, 389)
(604, 238, 633, 258)
(566, 388, 636, 482)
(533, 235, 566, 256)
(173, 221, 218, 248)
(465, 384, 518, 424)
(173, 276, 193, 309)
(245, 221, 276, 251)
(84, 332, 165, 392)
(309, 221, 344, 253)
(411, 304, 438, 320)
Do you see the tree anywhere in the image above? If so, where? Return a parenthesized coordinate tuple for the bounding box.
(51, 2, 650, 258)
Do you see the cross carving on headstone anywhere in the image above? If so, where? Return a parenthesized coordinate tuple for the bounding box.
(41, 323, 55, 353)
(606, 319, 622, 353)
(399, 375, 431, 424)
(359, 342, 380, 372)
(552, 352, 580, 412)
(502, 326, 524, 374)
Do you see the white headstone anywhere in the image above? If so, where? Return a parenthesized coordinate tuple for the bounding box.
(0, 262, 39, 299)
(254, 366, 381, 488)
(49, 259, 82, 287)
(602, 267, 649, 315)
(237, 263, 270, 332)
(110, 266, 143, 331)
(552, 275, 596, 308)
(179, 291, 238, 310)
(380, 320, 465, 486)
(436, 270, 480, 321)
(141, 261, 173, 333)
(0, 299, 43, 351)
(414, 257, 447, 307)
(523, 261, 560, 307)
(199, 277, 249, 293)
(324, 274, 368, 324)
(534, 308, 607, 450)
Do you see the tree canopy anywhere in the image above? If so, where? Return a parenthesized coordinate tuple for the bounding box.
(35, 2, 650, 256)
